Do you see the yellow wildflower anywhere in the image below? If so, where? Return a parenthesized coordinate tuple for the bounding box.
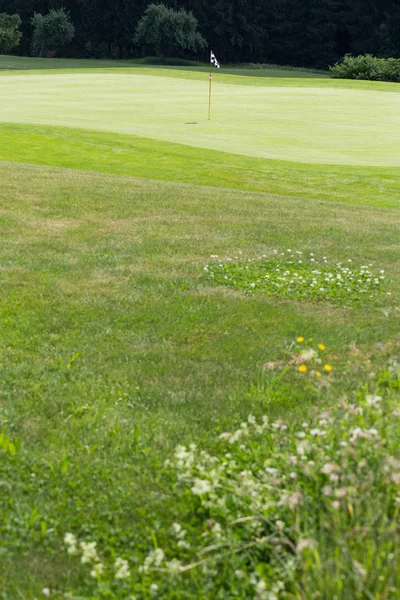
(318, 344, 326, 351)
(324, 364, 332, 373)
(316, 371, 322, 377)
(298, 364, 308, 373)
(297, 337, 305, 343)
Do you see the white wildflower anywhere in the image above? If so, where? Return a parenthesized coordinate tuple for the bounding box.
(166, 559, 183, 574)
(296, 538, 317, 552)
(90, 563, 104, 578)
(80, 541, 98, 564)
(150, 583, 159, 594)
(299, 348, 317, 362)
(365, 394, 382, 407)
(191, 478, 212, 495)
(115, 557, 130, 580)
(64, 532, 77, 555)
(321, 463, 339, 475)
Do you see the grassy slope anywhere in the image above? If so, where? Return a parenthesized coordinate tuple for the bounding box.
(2, 70, 400, 166)
(1, 123, 400, 210)
(1, 160, 400, 594)
(1, 64, 399, 595)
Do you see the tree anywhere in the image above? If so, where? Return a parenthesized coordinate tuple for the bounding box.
(31, 8, 75, 56)
(134, 3, 206, 58)
(0, 13, 22, 53)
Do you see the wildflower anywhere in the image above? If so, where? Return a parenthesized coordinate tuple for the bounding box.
(235, 569, 246, 579)
(256, 579, 267, 594)
(140, 548, 165, 573)
(64, 532, 77, 555)
(324, 364, 332, 373)
(331, 500, 340, 510)
(335, 487, 347, 498)
(191, 478, 212, 495)
(42, 589, 51, 597)
(166, 559, 183, 574)
(316, 371, 322, 377)
(317, 343, 326, 350)
(297, 337, 304, 343)
(171, 522, 182, 535)
(115, 557, 130, 580)
(300, 348, 317, 361)
(321, 463, 339, 475)
(365, 394, 382, 407)
(296, 538, 317, 552)
(150, 583, 159, 594)
(285, 490, 303, 510)
(90, 563, 104, 579)
(298, 364, 308, 373)
(80, 541, 98, 564)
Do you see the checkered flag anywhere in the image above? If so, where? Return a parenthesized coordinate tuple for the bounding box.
(210, 51, 220, 68)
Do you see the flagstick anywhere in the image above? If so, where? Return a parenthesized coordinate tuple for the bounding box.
(208, 62, 212, 120)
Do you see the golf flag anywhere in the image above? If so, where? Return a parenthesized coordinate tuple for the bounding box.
(210, 50, 220, 68)
(208, 51, 221, 120)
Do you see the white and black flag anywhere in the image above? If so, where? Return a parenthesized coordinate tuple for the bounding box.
(210, 51, 220, 68)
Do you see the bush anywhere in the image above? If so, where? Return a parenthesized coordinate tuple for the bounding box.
(330, 54, 400, 83)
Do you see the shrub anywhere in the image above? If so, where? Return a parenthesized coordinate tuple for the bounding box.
(330, 54, 400, 83)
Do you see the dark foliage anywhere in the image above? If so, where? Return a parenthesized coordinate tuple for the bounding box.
(1, 0, 400, 68)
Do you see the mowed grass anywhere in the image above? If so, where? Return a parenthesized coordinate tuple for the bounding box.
(0, 53, 327, 78)
(2, 69, 400, 165)
(0, 64, 399, 596)
(1, 123, 400, 209)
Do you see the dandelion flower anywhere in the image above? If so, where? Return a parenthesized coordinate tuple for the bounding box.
(324, 364, 332, 373)
(297, 337, 304, 343)
(316, 371, 322, 377)
(317, 343, 326, 351)
(298, 364, 308, 373)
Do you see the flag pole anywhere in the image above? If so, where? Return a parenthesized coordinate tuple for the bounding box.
(208, 60, 212, 121)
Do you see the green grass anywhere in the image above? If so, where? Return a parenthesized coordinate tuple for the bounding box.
(1, 123, 400, 209)
(0, 54, 327, 78)
(0, 64, 399, 597)
(1, 69, 400, 166)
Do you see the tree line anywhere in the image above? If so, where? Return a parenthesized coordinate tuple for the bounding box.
(1, 0, 400, 69)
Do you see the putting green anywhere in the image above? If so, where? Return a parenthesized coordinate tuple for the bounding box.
(2, 70, 400, 166)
